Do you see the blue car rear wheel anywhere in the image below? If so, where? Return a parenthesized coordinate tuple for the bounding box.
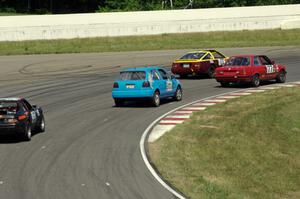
(152, 91, 160, 107)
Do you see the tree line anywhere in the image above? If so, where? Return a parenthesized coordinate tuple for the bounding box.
(0, 0, 299, 14)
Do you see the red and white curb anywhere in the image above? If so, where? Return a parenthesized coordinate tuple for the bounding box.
(140, 82, 300, 199)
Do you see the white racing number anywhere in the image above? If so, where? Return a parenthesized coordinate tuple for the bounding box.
(166, 80, 173, 92)
(266, 65, 275, 74)
(217, 58, 225, 66)
(31, 111, 37, 121)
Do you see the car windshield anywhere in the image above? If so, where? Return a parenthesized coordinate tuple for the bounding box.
(225, 57, 250, 66)
(119, 71, 146, 80)
(180, 52, 205, 60)
(0, 101, 18, 114)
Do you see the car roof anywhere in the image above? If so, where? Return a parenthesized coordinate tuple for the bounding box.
(121, 66, 163, 72)
(230, 54, 264, 58)
(0, 97, 22, 102)
(186, 50, 209, 54)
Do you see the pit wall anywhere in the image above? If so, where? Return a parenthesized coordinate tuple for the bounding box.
(0, 4, 300, 41)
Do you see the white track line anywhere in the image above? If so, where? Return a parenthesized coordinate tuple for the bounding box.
(160, 120, 185, 124)
(148, 125, 176, 142)
(174, 111, 194, 114)
(165, 115, 191, 119)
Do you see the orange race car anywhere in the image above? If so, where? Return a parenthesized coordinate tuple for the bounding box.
(171, 50, 227, 78)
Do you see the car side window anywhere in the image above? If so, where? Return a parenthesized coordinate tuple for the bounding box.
(203, 53, 212, 60)
(18, 102, 27, 112)
(254, 57, 261, 66)
(259, 56, 272, 65)
(158, 69, 168, 80)
(151, 70, 160, 80)
(22, 100, 32, 111)
(212, 52, 225, 59)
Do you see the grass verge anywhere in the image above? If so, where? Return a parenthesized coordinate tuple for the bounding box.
(149, 87, 300, 199)
(0, 29, 300, 55)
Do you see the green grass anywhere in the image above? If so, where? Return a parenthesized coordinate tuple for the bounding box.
(149, 87, 300, 199)
(0, 29, 300, 55)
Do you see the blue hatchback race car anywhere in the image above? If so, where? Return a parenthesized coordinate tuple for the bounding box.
(112, 67, 182, 107)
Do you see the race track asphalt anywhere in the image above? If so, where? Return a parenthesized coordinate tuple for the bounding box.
(0, 46, 299, 199)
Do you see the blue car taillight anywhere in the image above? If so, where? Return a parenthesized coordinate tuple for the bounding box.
(142, 81, 150, 87)
(113, 82, 119, 88)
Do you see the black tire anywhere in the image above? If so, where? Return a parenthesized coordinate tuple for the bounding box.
(37, 116, 45, 133)
(152, 91, 160, 107)
(251, 74, 260, 87)
(23, 124, 32, 141)
(220, 82, 230, 87)
(207, 66, 215, 78)
(173, 87, 183, 101)
(276, 71, 286, 83)
(114, 99, 124, 107)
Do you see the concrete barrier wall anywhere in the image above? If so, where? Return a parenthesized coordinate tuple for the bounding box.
(0, 4, 300, 41)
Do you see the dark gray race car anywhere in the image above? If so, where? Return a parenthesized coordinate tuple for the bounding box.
(0, 98, 45, 141)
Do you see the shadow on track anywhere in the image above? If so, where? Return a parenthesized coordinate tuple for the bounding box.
(112, 99, 174, 108)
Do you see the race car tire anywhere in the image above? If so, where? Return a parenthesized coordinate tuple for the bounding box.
(152, 91, 160, 107)
(114, 99, 124, 107)
(207, 66, 215, 78)
(23, 123, 32, 141)
(220, 82, 230, 87)
(173, 87, 183, 101)
(276, 71, 286, 83)
(251, 74, 260, 87)
(37, 116, 45, 133)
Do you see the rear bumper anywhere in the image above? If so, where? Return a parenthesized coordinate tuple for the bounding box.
(0, 123, 25, 135)
(171, 66, 208, 75)
(112, 90, 154, 99)
(215, 75, 252, 82)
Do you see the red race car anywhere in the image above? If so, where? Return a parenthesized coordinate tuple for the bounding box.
(215, 55, 287, 87)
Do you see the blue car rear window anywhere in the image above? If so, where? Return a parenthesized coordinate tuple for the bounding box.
(119, 71, 146, 80)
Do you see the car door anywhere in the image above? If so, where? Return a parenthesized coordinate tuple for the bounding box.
(157, 69, 171, 97)
(253, 56, 268, 80)
(149, 69, 161, 90)
(201, 52, 213, 71)
(22, 99, 37, 127)
(259, 55, 276, 79)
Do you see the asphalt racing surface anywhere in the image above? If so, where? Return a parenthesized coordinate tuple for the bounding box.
(0, 47, 299, 199)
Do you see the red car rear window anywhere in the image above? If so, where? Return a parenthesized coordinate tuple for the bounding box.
(225, 57, 250, 66)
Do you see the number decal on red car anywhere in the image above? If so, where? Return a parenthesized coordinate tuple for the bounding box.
(266, 65, 275, 74)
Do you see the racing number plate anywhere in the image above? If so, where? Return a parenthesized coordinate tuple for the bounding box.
(126, 84, 135, 89)
(183, 64, 190, 68)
